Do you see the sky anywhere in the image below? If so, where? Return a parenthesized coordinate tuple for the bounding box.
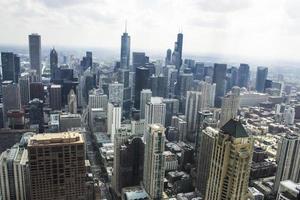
(0, 0, 300, 63)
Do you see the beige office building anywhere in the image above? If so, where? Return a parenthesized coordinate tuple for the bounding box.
(205, 119, 253, 200)
(27, 132, 86, 200)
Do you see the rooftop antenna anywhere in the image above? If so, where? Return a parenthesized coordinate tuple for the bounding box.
(125, 20, 127, 33)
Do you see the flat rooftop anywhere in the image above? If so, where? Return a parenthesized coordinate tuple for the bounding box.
(28, 132, 83, 146)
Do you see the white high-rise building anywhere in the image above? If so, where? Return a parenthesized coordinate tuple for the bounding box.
(131, 120, 145, 136)
(0, 145, 28, 200)
(143, 124, 166, 199)
(283, 106, 295, 125)
(219, 86, 240, 127)
(108, 82, 124, 106)
(140, 89, 152, 119)
(171, 115, 187, 141)
(145, 97, 166, 127)
(107, 102, 122, 142)
(194, 81, 216, 108)
(185, 91, 206, 137)
(88, 89, 108, 111)
(274, 133, 300, 191)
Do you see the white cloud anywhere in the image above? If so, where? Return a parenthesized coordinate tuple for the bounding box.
(0, 0, 299, 62)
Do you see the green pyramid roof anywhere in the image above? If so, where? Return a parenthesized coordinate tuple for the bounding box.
(220, 119, 248, 138)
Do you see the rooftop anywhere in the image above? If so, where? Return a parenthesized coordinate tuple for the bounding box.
(28, 132, 83, 146)
(221, 119, 249, 138)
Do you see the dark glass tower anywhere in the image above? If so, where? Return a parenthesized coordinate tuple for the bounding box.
(120, 25, 131, 69)
(14, 55, 20, 83)
(132, 52, 146, 72)
(118, 137, 144, 194)
(29, 34, 41, 80)
(172, 33, 183, 70)
(134, 67, 150, 109)
(238, 63, 250, 88)
(50, 48, 58, 81)
(1, 52, 15, 82)
(256, 67, 268, 92)
(165, 49, 172, 65)
(29, 98, 44, 133)
(213, 63, 227, 107)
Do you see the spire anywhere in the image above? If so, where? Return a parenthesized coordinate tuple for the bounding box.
(125, 20, 127, 33)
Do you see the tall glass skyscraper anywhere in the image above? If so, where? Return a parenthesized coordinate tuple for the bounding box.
(256, 66, 268, 92)
(120, 25, 130, 69)
(238, 63, 250, 88)
(50, 48, 58, 81)
(213, 63, 227, 107)
(29, 33, 41, 81)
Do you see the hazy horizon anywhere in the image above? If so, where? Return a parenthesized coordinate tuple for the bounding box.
(1, 0, 300, 65)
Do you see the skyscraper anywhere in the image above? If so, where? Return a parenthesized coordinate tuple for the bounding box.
(172, 33, 183, 70)
(219, 86, 240, 127)
(1, 52, 16, 82)
(213, 63, 227, 107)
(68, 89, 77, 114)
(27, 132, 86, 200)
(185, 91, 206, 140)
(19, 75, 30, 106)
(149, 75, 168, 98)
(274, 133, 300, 191)
(49, 84, 62, 110)
(143, 124, 166, 199)
(88, 89, 108, 110)
(140, 89, 152, 119)
(132, 52, 146, 72)
(29, 34, 41, 80)
(238, 63, 250, 88)
(50, 48, 58, 81)
(163, 98, 179, 127)
(195, 81, 216, 108)
(256, 67, 268, 92)
(145, 97, 166, 127)
(107, 102, 122, 142)
(134, 67, 150, 109)
(117, 69, 132, 117)
(120, 25, 131, 69)
(30, 82, 44, 101)
(205, 119, 253, 200)
(165, 49, 172, 65)
(2, 81, 21, 126)
(195, 127, 218, 197)
(112, 127, 144, 197)
(0, 144, 24, 200)
(29, 98, 44, 133)
(283, 106, 295, 125)
(108, 82, 124, 107)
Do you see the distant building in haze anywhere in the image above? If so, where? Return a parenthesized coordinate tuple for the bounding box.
(50, 48, 58, 81)
(238, 63, 250, 88)
(1, 52, 20, 83)
(256, 67, 268, 92)
(213, 63, 227, 107)
(120, 25, 131, 69)
(29, 34, 41, 81)
(134, 67, 150, 109)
